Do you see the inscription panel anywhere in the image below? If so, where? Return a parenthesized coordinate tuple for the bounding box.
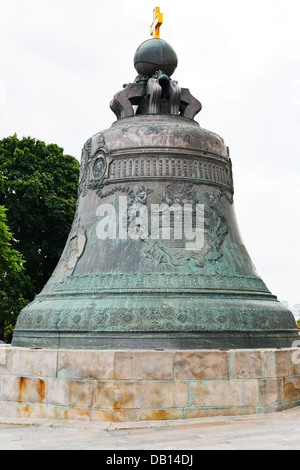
(45, 272, 269, 293)
(108, 155, 233, 191)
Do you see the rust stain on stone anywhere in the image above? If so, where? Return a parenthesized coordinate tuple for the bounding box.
(70, 408, 91, 420)
(23, 404, 30, 414)
(113, 402, 122, 410)
(283, 381, 299, 402)
(149, 410, 171, 420)
(18, 377, 28, 402)
(17, 403, 30, 417)
(193, 371, 204, 380)
(100, 411, 114, 422)
(112, 387, 133, 410)
(196, 367, 218, 379)
(36, 378, 46, 402)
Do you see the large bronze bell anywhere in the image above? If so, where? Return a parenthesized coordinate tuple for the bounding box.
(13, 38, 298, 350)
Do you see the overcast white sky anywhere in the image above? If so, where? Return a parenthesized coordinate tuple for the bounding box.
(0, 0, 299, 308)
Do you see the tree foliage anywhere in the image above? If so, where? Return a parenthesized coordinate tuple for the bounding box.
(0, 204, 26, 340)
(0, 135, 80, 340)
(0, 205, 24, 275)
(0, 273, 31, 342)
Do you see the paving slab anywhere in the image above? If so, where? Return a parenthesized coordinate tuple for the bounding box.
(0, 407, 299, 450)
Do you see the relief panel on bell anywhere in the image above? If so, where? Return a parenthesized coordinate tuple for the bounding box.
(108, 156, 233, 191)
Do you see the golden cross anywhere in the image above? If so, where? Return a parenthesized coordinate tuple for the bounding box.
(150, 7, 163, 38)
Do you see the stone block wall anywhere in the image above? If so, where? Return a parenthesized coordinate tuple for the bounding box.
(0, 347, 299, 423)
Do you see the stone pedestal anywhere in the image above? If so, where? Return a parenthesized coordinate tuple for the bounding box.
(1, 347, 299, 423)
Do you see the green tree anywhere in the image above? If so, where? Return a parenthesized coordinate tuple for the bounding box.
(0, 205, 24, 275)
(0, 205, 26, 341)
(0, 273, 31, 342)
(0, 135, 80, 338)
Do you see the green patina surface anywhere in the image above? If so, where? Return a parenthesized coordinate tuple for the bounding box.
(12, 114, 298, 350)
